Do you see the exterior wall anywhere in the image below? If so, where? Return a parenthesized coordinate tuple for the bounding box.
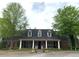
(60, 40, 70, 49)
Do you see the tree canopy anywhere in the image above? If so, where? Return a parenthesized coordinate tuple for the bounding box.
(0, 2, 28, 39)
(0, 18, 15, 38)
(2, 2, 28, 31)
(0, 2, 28, 49)
(53, 6, 79, 50)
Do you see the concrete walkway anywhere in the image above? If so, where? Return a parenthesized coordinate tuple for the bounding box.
(30, 52, 46, 57)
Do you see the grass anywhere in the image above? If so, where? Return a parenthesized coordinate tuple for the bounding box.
(0, 48, 79, 52)
(44, 48, 78, 51)
(0, 48, 32, 52)
(18, 48, 32, 51)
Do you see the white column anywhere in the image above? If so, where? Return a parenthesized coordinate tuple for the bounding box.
(19, 40, 22, 50)
(32, 40, 34, 49)
(45, 40, 47, 49)
(58, 40, 60, 49)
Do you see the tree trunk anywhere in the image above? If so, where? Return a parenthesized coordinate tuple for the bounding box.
(9, 40, 13, 49)
(69, 34, 76, 50)
(6, 40, 8, 48)
(13, 40, 17, 49)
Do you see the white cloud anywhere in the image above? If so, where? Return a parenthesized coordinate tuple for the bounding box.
(0, 0, 79, 29)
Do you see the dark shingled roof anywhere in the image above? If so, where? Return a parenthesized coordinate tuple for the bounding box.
(12, 29, 69, 41)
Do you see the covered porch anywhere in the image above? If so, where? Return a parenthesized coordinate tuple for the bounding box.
(19, 39, 61, 51)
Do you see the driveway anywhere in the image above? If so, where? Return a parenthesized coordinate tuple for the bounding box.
(0, 50, 79, 57)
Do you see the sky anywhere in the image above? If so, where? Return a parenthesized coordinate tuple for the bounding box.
(0, 0, 79, 29)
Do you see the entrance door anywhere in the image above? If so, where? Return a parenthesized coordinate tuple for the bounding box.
(38, 41, 41, 49)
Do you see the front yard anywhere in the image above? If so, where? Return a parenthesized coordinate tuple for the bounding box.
(0, 49, 78, 57)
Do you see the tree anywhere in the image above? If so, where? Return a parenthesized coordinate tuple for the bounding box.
(2, 2, 28, 49)
(0, 18, 15, 48)
(2, 2, 28, 31)
(53, 6, 79, 50)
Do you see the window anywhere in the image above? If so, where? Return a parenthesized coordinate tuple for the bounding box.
(47, 30, 52, 37)
(38, 30, 42, 37)
(28, 30, 32, 37)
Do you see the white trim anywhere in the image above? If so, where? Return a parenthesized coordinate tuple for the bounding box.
(47, 30, 52, 37)
(38, 30, 42, 37)
(32, 40, 34, 49)
(58, 40, 60, 49)
(28, 30, 32, 37)
(19, 40, 22, 50)
(45, 40, 47, 49)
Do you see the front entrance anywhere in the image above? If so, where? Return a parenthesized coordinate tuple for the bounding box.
(35, 41, 45, 49)
(38, 41, 41, 49)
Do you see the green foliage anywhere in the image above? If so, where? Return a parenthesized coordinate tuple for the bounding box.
(53, 5, 79, 50)
(0, 18, 15, 38)
(0, 2, 28, 49)
(0, 40, 7, 49)
(2, 2, 28, 31)
(0, 2, 28, 38)
(53, 6, 79, 35)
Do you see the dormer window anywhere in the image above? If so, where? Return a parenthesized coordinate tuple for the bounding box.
(38, 30, 42, 37)
(28, 30, 32, 37)
(47, 30, 52, 37)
